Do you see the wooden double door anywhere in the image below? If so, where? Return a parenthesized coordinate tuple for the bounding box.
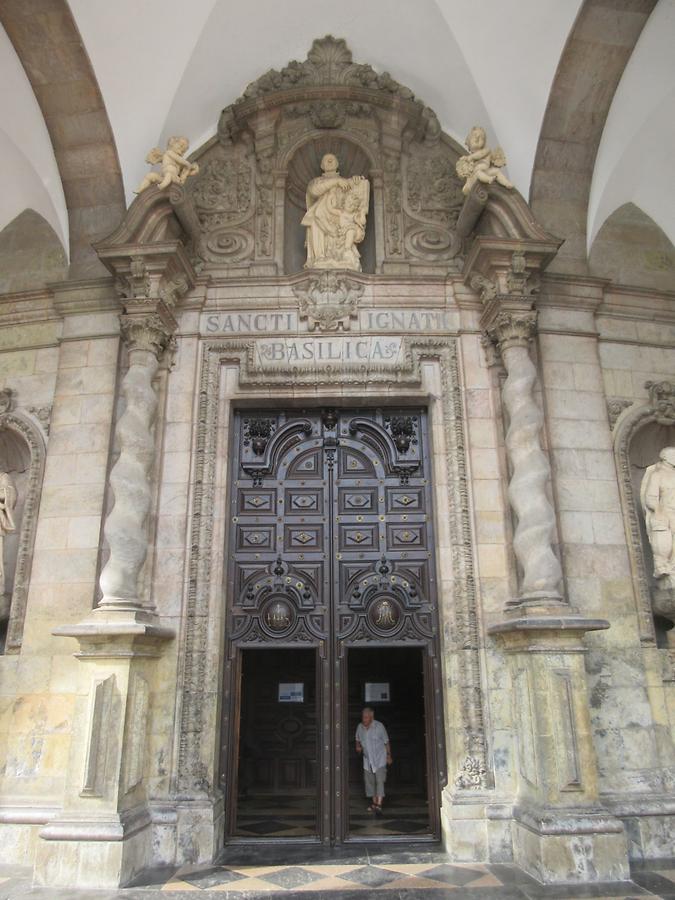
(221, 408, 446, 842)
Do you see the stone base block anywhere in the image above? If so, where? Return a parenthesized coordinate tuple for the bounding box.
(175, 797, 225, 866)
(441, 795, 489, 861)
(512, 809, 629, 884)
(0, 822, 40, 867)
(619, 809, 675, 861)
(34, 808, 151, 889)
(0, 807, 59, 867)
(442, 793, 515, 864)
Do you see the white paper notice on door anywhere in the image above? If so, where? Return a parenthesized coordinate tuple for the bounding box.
(365, 682, 390, 703)
(278, 682, 304, 703)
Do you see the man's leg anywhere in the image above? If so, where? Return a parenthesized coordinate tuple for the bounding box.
(373, 766, 387, 812)
(364, 769, 375, 808)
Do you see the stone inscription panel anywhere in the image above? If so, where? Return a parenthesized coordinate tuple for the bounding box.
(254, 337, 403, 368)
(201, 308, 456, 335)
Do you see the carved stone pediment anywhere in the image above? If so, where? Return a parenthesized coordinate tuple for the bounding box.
(182, 35, 468, 277)
(111, 36, 560, 283)
(226, 35, 418, 113)
(292, 271, 364, 332)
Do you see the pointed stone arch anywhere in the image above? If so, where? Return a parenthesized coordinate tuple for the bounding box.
(589, 202, 675, 293)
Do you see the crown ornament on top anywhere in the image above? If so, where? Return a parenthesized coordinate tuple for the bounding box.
(236, 35, 417, 103)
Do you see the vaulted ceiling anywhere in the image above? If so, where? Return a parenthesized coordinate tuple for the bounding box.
(0, 0, 673, 279)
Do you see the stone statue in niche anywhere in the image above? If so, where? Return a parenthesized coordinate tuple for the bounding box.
(302, 153, 370, 271)
(0, 470, 17, 608)
(641, 447, 675, 616)
(456, 126, 513, 196)
(135, 136, 200, 194)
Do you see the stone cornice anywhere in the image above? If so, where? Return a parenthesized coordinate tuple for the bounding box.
(0, 287, 58, 326)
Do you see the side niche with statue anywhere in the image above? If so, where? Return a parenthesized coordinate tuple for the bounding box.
(182, 36, 477, 277)
(641, 446, 675, 625)
(0, 390, 46, 653)
(616, 379, 675, 646)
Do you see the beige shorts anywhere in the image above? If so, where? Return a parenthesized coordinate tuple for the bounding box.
(364, 766, 387, 798)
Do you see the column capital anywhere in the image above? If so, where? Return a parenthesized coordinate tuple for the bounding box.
(97, 240, 196, 310)
(464, 235, 559, 295)
(485, 309, 538, 352)
(464, 236, 559, 340)
(119, 302, 177, 359)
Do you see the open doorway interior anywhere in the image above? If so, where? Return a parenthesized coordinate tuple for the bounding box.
(347, 646, 431, 837)
(235, 648, 318, 838)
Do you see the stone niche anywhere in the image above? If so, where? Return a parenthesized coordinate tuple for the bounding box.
(185, 35, 467, 277)
(0, 392, 46, 652)
(614, 381, 675, 647)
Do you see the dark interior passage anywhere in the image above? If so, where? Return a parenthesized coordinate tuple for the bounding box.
(347, 646, 431, 837)
(235, 648, 318, 837)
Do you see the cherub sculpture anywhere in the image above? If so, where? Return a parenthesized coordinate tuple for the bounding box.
(135, 136, 199, 194)
(456, 126, 513, 196)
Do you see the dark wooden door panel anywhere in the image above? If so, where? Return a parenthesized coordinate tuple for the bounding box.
(223, 409, 444, 843)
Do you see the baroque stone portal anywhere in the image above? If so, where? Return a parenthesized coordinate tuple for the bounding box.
(302, 153, 369, 270)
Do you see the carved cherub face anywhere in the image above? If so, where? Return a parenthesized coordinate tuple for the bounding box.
(168, 136, 189, 154)
(320, 153, 339, 174)
(466, 127, 486, 151)
(659, 447, 675, 467)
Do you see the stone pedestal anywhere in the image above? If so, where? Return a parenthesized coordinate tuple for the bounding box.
(33, 241, 192, 888)
(490, 616, 630, 883)
(34, 630, 171, 888)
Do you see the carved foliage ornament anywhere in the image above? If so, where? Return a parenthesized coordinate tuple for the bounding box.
(486, 310, 538, 351)
(236, 35, 417, 104)
(119, 311, 176, 359)
(607, 398, 634, 431)
(292, 271, 364, 332)
(0, 389, 13, 416)
(646, 380, 675, 425)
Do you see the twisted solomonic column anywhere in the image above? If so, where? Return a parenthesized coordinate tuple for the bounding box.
(98, 303, 176, 617)
(486, 310, 564, 607)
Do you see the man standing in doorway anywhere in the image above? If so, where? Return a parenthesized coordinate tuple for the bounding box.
(355, 707, 392, 815)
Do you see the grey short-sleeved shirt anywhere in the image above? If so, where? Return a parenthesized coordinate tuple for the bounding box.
(355, 720, 389, 772)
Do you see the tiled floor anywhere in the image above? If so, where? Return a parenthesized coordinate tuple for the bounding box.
(1, 850, 674, 899)
(235, 792, 430, 838)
